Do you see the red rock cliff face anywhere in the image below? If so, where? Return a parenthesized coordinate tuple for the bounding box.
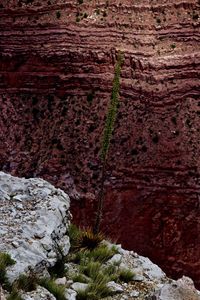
(0, 0, 200, 287)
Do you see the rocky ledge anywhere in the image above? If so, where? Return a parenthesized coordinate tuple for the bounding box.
(0, 172, 200, 300)
(0, 171, 71, 283)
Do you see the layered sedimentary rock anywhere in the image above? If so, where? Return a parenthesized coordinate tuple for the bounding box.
(0, 0, 200, 287)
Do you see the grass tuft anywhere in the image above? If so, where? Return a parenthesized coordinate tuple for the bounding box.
(72, 273, 90, 284)
(118, 268, 134, 282)
(0, 253, 15, 267)
(7, 290, 23, 300)
(14, 273, 38, 292)
(76, 228, 104, 251)
(0, 252, 15, 290)
(39, 278, 66, 300)
(68, 224, 82, 250)
(80, 261, 101, 280)
(87, 244, 117, 263)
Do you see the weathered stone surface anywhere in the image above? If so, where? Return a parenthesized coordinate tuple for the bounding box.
(152, 276, 200, 300)
(55, 277, 67, 285)
(22, 286, 56, 300)
(0, 0, 200, 288)
(71, 282, 88, 292)
(0, 172, 71, 283)
(103, 245, 200, 300)
(107, 281, 124, 293)
(65, 288, 77, 300)
(0, 285, 7, 300)
(107, 254, 122, 265)
(118, 246, 166, 283)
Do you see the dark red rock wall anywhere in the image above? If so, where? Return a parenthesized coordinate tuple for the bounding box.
(0, 0, 200, 287)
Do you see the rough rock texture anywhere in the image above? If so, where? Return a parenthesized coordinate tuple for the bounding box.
(153, 276, 200, 300)
(22, 286, 56, 300)
(0, 172, 71, 282)
(74, 241, 200, 300)
(0, 0, 200, 287)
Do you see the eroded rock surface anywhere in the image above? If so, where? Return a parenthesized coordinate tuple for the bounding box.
(0, 0, 200, 287)
(22, 286, 56, 300)
(0, 172, 71, 282)
(153, 276, 200, 300)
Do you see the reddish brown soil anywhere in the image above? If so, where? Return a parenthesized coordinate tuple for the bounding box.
(0, 0, 200, 287)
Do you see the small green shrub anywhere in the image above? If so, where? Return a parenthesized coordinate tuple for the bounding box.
(103, 11, 107, 17)
(76, 289, 89, 300)
(76, 272, 112, 299)
(0, 253, 15, 289)
(39, 278, 66, 300)
(170, 43, 176, 49)
(56, 11, 61, 19)
(0, 253, 15, 268)
(7, 290, 23, 300)
(88, 244, 117, 263)
(76, 228, 104, 251)
(48, 258, 66, 278)
(118, 268, 134, 282)
(80, 261, 101, 280)
(192, 11, 199, 20)
(72, 273, 90, 283)
(70, 249, 90, 264)
(156, 17, 161, 24)
(95, 8, 100, 15)
(68, 224, 81, 250)
(86, 275, 112, 299)
(87, 92, 94, 104)
(14, 274, 38, 292)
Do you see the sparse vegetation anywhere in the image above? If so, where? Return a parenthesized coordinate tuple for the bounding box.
(87, 244, 117, 263)
(87, 92, 94, 104)
(152, 134, 159, 144)
(156, 17, 161, 24)
(192, 11, 199, 20)
(14, 273, 38, 292)
(67, 225, 134, 299)
(93, 51, 123, 234)
(118, 268, 135, 282)
(0, 252, 15, 290)
(72, 273, 90, 283)
(7, 290, 23, 300)
(56, 11, 61, 19)
(39, 278, 66, 300)
(78, 229, 104, 250)
(2, 226, 135, 300)
(95, 8, 100, 15)
(170, 43, 176, 49)
(49, 257, 66, 278)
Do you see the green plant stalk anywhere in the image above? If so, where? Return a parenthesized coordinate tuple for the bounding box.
(93, 51, 123, 234)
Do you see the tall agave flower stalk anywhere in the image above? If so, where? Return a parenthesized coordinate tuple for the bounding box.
(93, 51, 123, 234)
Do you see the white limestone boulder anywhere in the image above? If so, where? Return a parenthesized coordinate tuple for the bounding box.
(0, 172, 71, 283)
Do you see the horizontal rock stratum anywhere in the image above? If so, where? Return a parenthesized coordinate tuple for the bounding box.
(0, 0, 200, 288)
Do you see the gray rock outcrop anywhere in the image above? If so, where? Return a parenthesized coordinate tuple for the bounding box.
(153, 276, 200, 300)
(22, 286, 56, 300)
(0, 172, 71, 283)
